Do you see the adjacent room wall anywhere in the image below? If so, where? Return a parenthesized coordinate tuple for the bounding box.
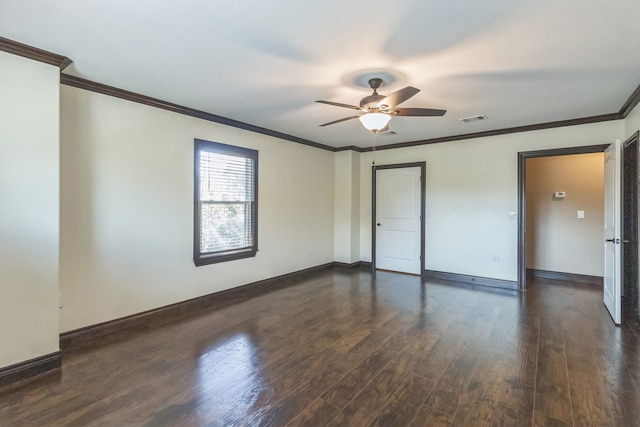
(358, 120, 624, 281)
(60, 86, 335, 332)
(526, 153, 604, 277)
(0, 52, 60, 368)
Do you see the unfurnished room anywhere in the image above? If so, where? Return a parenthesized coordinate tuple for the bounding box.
(2, 1, 640, 425)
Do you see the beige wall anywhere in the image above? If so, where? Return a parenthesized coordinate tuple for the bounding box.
(350, 152, 361, 262)
(0, 52, 60, 368)
(334, 151, 352, 263)
(526, 154, 604, 276)
(59, 86, 335, 332)
(357, 120, 623, 281)
(334, 151, 361, 263)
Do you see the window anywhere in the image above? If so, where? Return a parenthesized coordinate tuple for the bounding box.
(194, 139, 258, 266)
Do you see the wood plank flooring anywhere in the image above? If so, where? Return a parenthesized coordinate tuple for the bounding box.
(1, 269, 640, 426)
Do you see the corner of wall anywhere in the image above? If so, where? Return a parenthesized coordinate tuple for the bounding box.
(0, 51, 60, 369)
(350, 151, 361, 262)
(625, 102, 640, 139)
(333, 150, 363, 264)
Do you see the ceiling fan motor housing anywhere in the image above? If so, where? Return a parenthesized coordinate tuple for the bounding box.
(360, 94, 385, 109)
(359, 78, 389, 110)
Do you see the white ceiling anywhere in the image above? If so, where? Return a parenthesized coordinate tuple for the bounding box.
(2, 0, 640, 149)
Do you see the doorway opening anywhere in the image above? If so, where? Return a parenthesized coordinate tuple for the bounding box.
(517, 144, 609, 291)
(518, 140, 640, 324)
(371, 162, 426, 276)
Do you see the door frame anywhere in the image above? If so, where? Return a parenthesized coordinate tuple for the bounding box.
(372, 162, 426, 276)
(517, 144, 609, 291)
(623, 131, 640, 318)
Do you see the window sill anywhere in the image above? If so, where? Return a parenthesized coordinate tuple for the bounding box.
(194, 248, 258, 266)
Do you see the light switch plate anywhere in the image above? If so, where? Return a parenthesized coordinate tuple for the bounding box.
(577, 210, 585, 219)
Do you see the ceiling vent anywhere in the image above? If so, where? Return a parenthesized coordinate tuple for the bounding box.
(460, 114, 487, 123)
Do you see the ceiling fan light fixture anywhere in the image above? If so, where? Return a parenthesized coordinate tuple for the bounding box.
(359, 112, 391, 132)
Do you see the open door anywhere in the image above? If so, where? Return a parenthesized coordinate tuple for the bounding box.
(604, 139, 622, 324)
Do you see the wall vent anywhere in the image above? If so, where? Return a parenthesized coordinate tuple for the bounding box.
(460, 114, 487, 123)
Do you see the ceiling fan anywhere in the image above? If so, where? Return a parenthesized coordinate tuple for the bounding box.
(316, 78, 446, 132)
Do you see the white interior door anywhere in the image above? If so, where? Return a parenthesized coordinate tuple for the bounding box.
(604, 140, 622, 324)
(375, 167, 422, 275)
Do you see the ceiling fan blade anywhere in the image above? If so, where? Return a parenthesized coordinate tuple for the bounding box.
(377, 86, 420, 108)
(393, 107, 447, 117)
(319, 115, 360, 127)
(316, 100, 361, 110)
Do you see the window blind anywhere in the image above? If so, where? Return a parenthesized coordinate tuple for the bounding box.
(199, 150, 255, 254)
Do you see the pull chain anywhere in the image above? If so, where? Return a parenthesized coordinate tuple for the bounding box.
(372, 130, 378, 166)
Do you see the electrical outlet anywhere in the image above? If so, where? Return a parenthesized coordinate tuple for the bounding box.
(492, 256, 500, 263)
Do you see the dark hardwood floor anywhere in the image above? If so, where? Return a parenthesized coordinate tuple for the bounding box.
(1, 269, 639, 426)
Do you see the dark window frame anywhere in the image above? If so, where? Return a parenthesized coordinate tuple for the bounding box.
(193, 139, 258, 266)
